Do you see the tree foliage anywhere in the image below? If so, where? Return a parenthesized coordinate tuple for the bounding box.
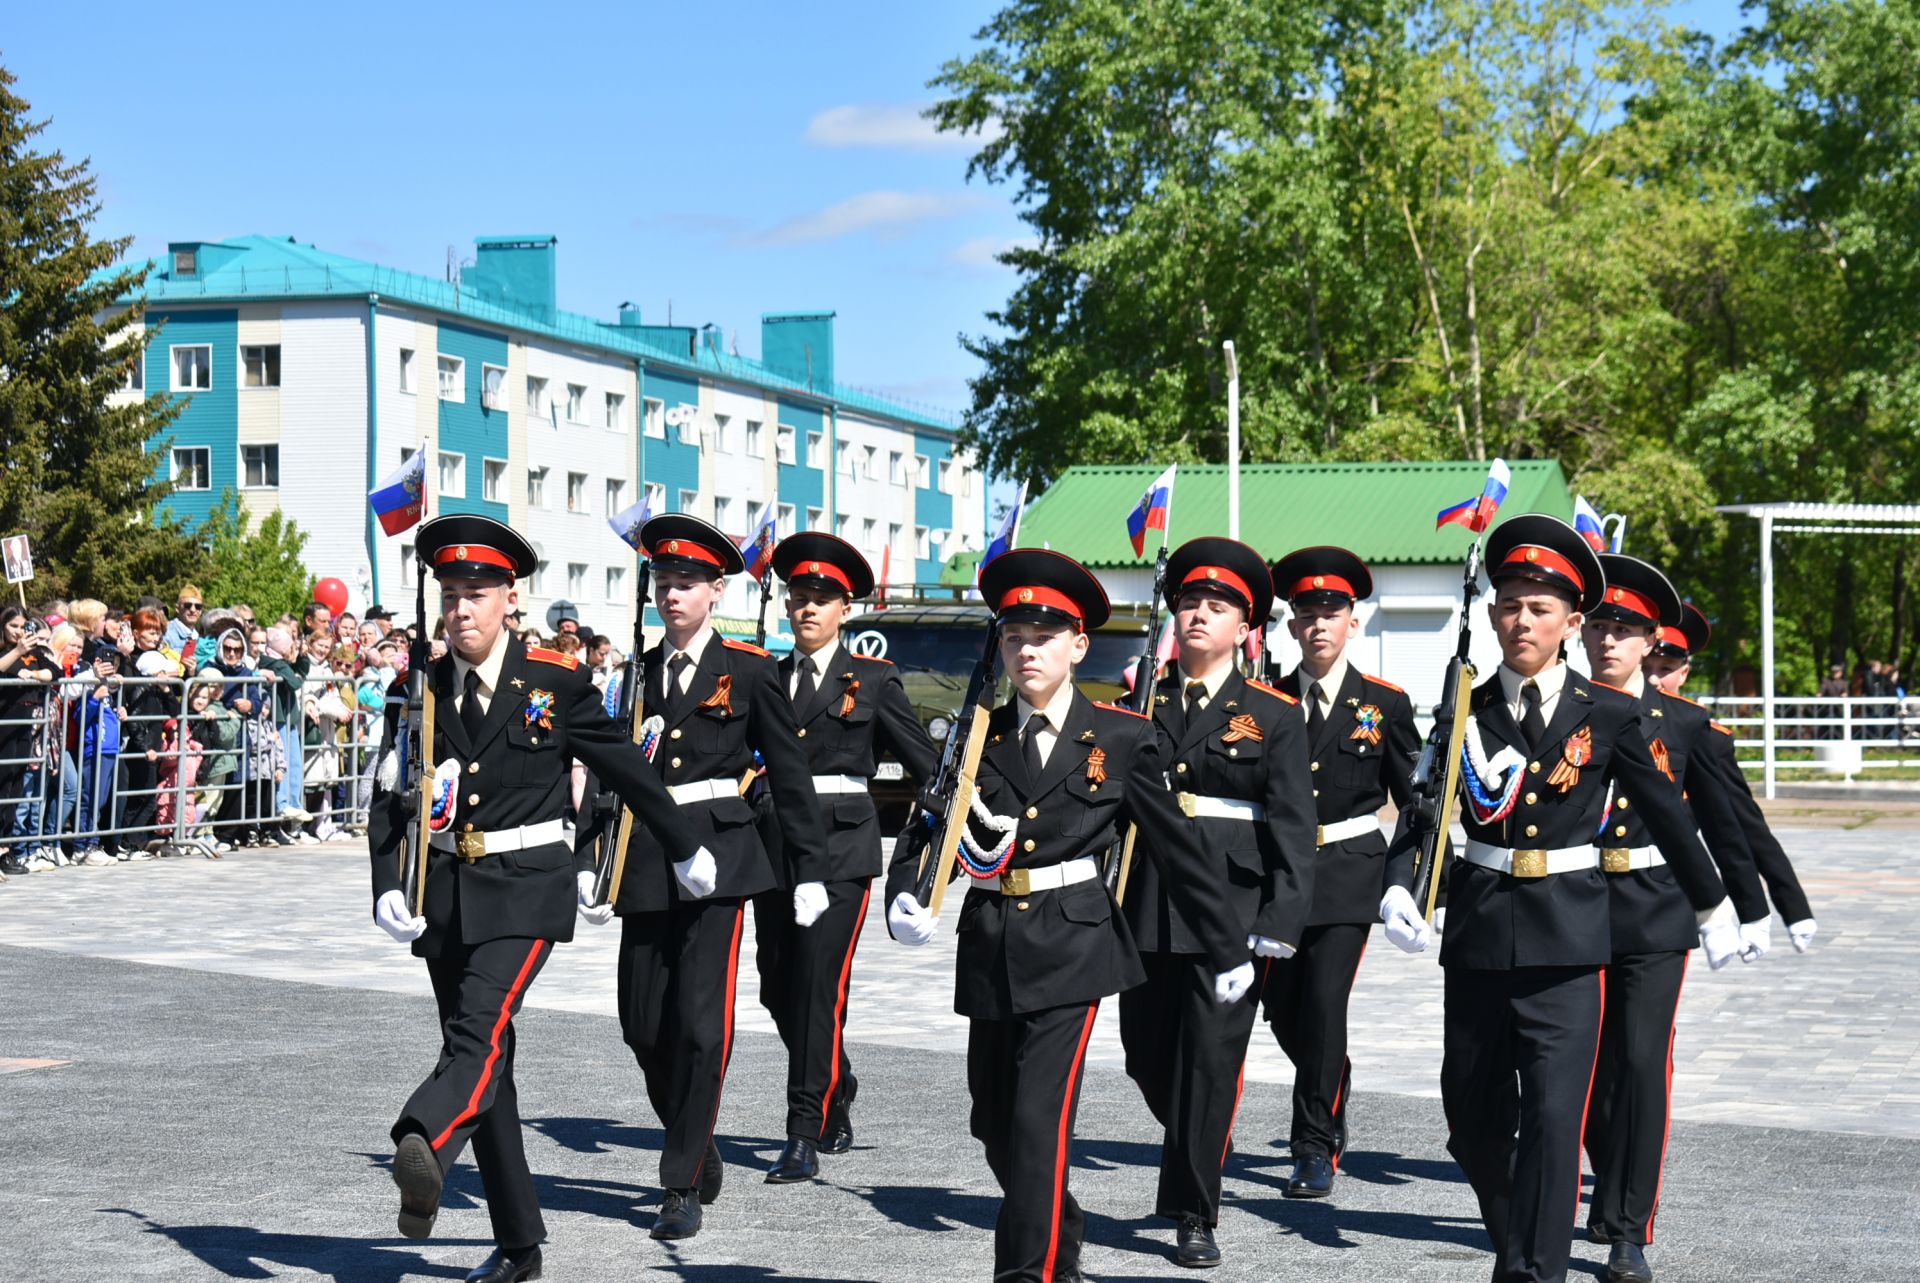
(198, 492, 312, 624)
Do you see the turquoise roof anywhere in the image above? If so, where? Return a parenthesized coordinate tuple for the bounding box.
(100, 235, 958, 432)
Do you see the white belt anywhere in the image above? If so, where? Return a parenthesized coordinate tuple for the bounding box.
(1177, 793, 1264, 821)
(1463, 838, 1599, 879)
(429, 818, 566, 860)
(1317, 815, 1379, 846)
(668, 778, 739, 804)
(1599, 845, 1665, 873)
(810, 773, 869, 795)
(998, 856, 1100, 897)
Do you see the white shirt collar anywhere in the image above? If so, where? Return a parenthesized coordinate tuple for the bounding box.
(1619, 669, 1646, 698)
(664, 626, 716, 670)
(452, 628, 511, 694)
(1015, 680, 1078, 733)
(1176, 661, 1233, 702)
(794, 637, 840, 676)
(1498, 660, 1567, 705)
(1298, 654, 1350, 702)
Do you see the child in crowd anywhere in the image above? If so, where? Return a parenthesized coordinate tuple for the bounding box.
(191, 671, 240, 852)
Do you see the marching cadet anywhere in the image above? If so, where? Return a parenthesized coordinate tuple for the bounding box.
(1646, 603, 1817, 956)
(1119, 536, 1317, 1268)
(885, 549, 1248, 1283)
(1577, 554, 1771, 1283)
(370, 515, 714, 1283)
(754, 533, 937, 1183)
(612, 514, 830, 1241)
(1262, 546, 1420, 1202)
(1379, 514, 1743, 1283)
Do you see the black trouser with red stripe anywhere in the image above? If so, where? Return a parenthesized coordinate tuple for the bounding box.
(969, 1002, 1100, 1283)
(618, 898, 747, 1191)
(1119, 949, 1264, 1225)
(1585, 950, 1689, 1246)
(394, 936, 553, 1252)
(753, 875, 873, 1140)
(1264, 921, 1368, 1164)
(1442, 964, 1605, 1283)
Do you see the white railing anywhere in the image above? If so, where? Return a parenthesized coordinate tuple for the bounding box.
(1697, 694, 1920, 794)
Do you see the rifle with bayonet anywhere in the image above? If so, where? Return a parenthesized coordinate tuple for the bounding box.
(592, 558, 660, 908)
(737, 565, 775, 797)
(397, 548, 435, 917)
(899, 619, 1002, 919)
(1102, 543, 1171, 905)
(1404, 538, 1484, 922)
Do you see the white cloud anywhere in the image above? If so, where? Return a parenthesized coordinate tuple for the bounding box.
(746, 190, 989, 247)
(805, 102, 997, 151)
(949, 234, 1038, 269)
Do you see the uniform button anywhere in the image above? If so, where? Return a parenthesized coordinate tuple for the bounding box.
(467, 762, 479, 775)
(1617, 797, 1630, 810)
(1228, 748, 1238, 757)
(467, 793, 479, 806)
(1614, 824, 1628, 838)
(797, 728, 808, 738)
(670, 728, 683, 740)
(1023, 839, 1036, 853)
(1312, 789, 1319, 798)
(1525, 824, 1539, 838)
(1026, 807, 1039, 820)
(529, 736, 538, 745)
(462, 822, 475, 833)
(1016, 900, 1030, 911)
(1524, 791, 1537, 805)
(1088, 784, 1098, 793)
(1310, 761, 1320, 772)
(1176, 763, 1188, 773)
(670, 756, 682, 769)
(1529, 761, 1541, 774)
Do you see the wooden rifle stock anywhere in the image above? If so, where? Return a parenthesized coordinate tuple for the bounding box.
(908, 622, 1000, 918)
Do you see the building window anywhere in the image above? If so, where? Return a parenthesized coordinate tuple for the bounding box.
(122, 352, 144, 393)
(746, 421, 764, 457)
(481, 364, 507, 410)
(713, 495, 733, 531)
(565, 383, 586, 423)
(678, 407, 700, 446)
(527, 466, 547, 509)
(915, 453, 930, 488)
(713, 413, 732, 453)
(777, 503, 796, 534)
(567, 471, 589, 513)
(242, 444, 280, 488)
(778, 425, 797, 465)
(862, 518, 878, 550)
(958, 463, 974, 497)
(889, 451, 905, 485)
(530, 560, 548, 596)
(437, 355, 464, 401)
(678, 488, 698, 514)
(806, 431, 823, 468)
(170, 446, 210, 490)
(438, 451, 465, 497)
(864, 444, 879, 479)
(931, 529, 949, 558)
(399, 446, 416, 466)
(171, 345, 211, 391)
(888, 522, 902, 555)
(399, 544, 415, 589)
(836, 441, 852, 476)
(807, 506, 823, 533)
(644, 397, 665, 438)
(607, 566, 625, 602)
(915, 525, 930, 558)
(605, 391, 626, 431)
(173, 248, 197, 276)
(241, 345, 281, 389)
(398, 347, 416, 394)
(568, 563, 588, 598)
(526, 374, 547, 415)
(835, 514, 851, 540)
(938, 458, 955, 494)
(605, 478, 625, 515)
(483, 458, 506, 502)
(644, 481, 665, 514)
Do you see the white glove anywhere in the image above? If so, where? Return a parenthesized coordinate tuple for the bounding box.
(793, 880, 829, 927)
(374, 889, 426, 943)
(1214, 961, 1256, 1004)
(887, 892, 936, 946)
(1247, 934, 1295, 960)
(1432, 907, 1447, 935)
(673, 846, 718, 899)
(1738, 918, 1771, 963)
(1379, 885, 1430, 954)
(1788, 918, 1817, 953)
(1697, 898, 1739, 970)
(577, 870, 613, 926)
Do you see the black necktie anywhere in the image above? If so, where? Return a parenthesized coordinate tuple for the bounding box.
(1308, 681, 1326, 739)
(793, 654, 817, 712)
(1186, 680, 1208, 717)
(1520, 679, 1547, 752)
(461, 668, 485, 741)
(666, 653, 692, 718)
(1022, 711, 1048, 783)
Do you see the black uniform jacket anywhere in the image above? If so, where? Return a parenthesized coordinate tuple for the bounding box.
(611, 634, 828, 913)
(1285, 664, 1421, 927)
(1387, 672, 1728, 971)
(1126, 669, 1316, 954)
(1696, 718, 1815, 925)
(889, 689, 1243, 1021)
(1603, 686, 1768, 956)
(369, 636, 703, 957)
(760, 650, 936, 886)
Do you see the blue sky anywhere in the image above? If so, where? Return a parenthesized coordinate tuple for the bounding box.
(7, 0, 1750, 437)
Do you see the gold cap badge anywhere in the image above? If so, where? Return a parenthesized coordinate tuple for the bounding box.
(1018, 588, 1034, 603)
(455, 545, 468, 560)
(667, 540, 681, 553)
(809, 561, 821, 573)
(1526, 548, 1540, 563)
(1206, 568, 1220, 580)
(1313, 575, 1325, 587)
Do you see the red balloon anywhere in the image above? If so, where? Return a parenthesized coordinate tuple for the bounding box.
(313, 576, 349, 616)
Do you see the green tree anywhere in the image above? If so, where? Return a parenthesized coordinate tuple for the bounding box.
(197, 492, 312, 623)
(0, 64, 205, 603)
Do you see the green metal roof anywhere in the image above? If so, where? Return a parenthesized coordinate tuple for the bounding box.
(1017, 461, 1575, 567)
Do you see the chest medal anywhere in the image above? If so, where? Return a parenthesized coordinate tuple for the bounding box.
(1546, 725, 1592, 794)
(524, 689, 555, 730)
(1350, 704, 1383, 745)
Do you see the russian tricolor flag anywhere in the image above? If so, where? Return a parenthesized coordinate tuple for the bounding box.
(740, 508, 778, 582)
(368, 452, 427, 537)
(1127, 463, 1177, 557)
(980, 480, 1027, 577)
(1436, 458, 1510, 534)
(608, 494, 653, 551)
(1572, 495, 1609, 552)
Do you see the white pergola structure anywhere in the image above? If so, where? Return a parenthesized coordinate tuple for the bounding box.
(1716, 502, 1920, 796)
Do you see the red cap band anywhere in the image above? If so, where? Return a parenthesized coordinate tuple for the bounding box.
(435, 543, 515, 572)
(653, 537, 725, 569)
(1603, 585, 1659, 622)
(996, 584, 1084, 629)
(1181, 565, 1254, 608)
(1288, 573, 1355, 600)
(794, 559, 853, 592)
(1656, 625, 1689, 651)
(1499, 544, 1585, 592)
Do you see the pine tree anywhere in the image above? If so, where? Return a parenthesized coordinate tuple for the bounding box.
(0, 63, 205, 604)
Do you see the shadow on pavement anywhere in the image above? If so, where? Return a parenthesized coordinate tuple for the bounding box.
(101, 1209, 476, 1282)
(838, 1182, 1001, 1233)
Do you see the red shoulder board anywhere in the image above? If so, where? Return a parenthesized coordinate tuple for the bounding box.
(854, 653, 894, 665)
(722, 638, 771, 657)
(1666, 690, 1704, 709)
(1094, 701, 1150, 721)
(1245, 678, 1299, 705)
(1589, 679, 1630, 694)
(1361, 673, 1405, 694)
(1711, 721, 1733, 736)
(527, 646, 579, 670)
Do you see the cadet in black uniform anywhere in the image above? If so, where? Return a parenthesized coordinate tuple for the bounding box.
(885, 549, 1246, 1283)
(1263, 546, 1420, 1201)
(755, 533, 937, 1183)
(369, 515, 712, 1283)
(1646, 604, 1817, 955)
(1118, 536, 1317, 1268)
(1379, 515, 1741, 1283)
(613, 515, 830, 1241)
(1577, 555, 1769, 1283)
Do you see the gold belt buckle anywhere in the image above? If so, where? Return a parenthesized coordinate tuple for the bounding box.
(1601, 848, 1633, 874)
(456, 831, 488, 862)
(1510, 848, 1549, 878)
(1176, 792, 1198, 819)
(1314, 824, 1328, 846)
(1000, 867, 1032, 896)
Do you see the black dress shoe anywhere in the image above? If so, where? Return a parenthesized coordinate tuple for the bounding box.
(464, 1247, 542, 1282)
(765, 1136, 819, 1184)
(1284, 1153, 1334, 1199)
(1607, 1241, 1653, 1283)
(392, 1132, 443, 1239)
(698, 1140, 724, 1205)
(1175, 1215, 1221, 1268)
(651, 1189, 703, 1240)
(820, 1074, 857, 1154)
